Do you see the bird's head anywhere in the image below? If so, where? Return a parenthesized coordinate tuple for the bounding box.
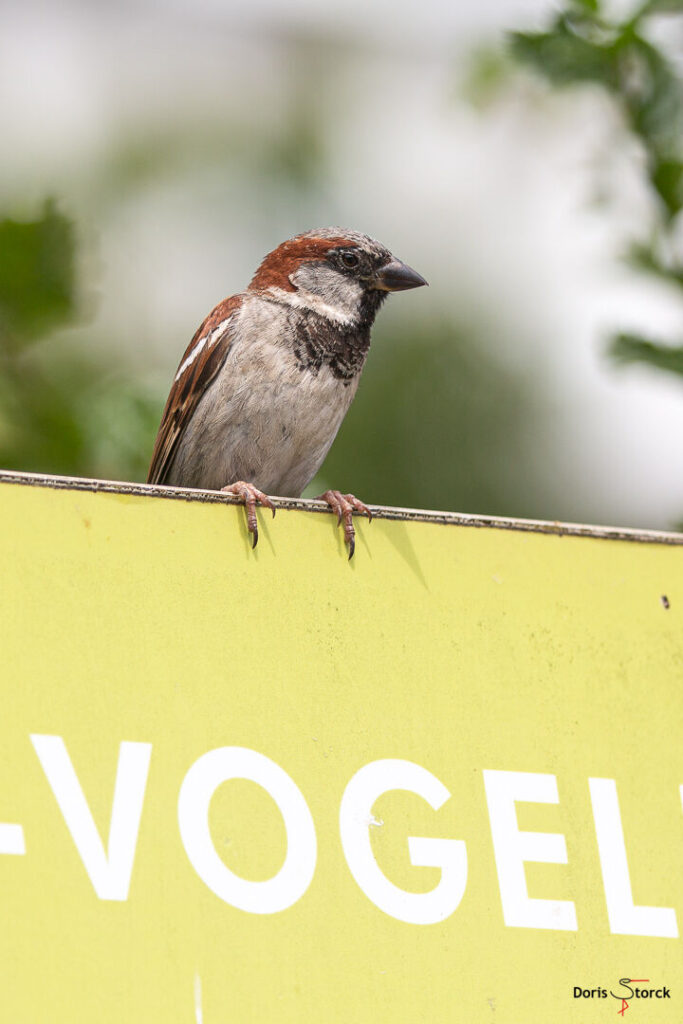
(248, 227, 427, 328)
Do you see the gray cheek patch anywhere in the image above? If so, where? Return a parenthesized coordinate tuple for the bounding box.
(290, 264, 365, 323)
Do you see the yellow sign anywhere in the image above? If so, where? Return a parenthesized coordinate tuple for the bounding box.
(0, 471, 681, 1022)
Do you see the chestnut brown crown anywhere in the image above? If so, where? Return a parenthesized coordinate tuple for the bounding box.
(248, 227, 428, 295)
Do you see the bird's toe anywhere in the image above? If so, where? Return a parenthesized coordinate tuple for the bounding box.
(221, 481, 276, 548)
(317, 489, 371, 559)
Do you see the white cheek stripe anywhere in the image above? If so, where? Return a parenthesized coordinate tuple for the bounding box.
(174, 318, 232, 382)
(265, 286, 355, 327)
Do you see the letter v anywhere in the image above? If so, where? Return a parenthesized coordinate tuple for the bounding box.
(31, 735, 152, 900)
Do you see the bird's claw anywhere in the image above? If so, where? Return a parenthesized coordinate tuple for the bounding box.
(317, 490, 372, 560)
(221, 481, 276, 548)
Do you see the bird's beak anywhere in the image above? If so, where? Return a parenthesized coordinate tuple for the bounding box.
(372, 259, 428, 292)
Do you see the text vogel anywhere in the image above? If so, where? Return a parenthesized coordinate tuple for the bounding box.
(0, 736, 680, 935)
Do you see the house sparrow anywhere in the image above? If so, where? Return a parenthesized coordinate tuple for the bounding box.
(147, 227, 427, 557)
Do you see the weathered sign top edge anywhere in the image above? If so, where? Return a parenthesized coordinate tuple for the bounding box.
(1, 468, 681, 546)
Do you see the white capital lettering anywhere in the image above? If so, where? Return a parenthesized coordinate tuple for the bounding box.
(483, 769, 577, 930)
(30, 734, 151, 900)
(178, 747, 316, 914)
(339, 759, 467, 924)
(589, 777, 678, 938)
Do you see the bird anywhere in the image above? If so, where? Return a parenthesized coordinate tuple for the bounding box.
(147, 227, 427, 557)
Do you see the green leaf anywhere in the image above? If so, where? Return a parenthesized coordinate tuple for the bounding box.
(651, 159, 683, 216)
(638, 0, 683, 13)
(609, 334, 683, 377)
(620, 36, 683, 167)
(0, 200, 77, 345)
(627, 242, 683, 289)
(509, 25, 618, 89)
(571, 0, 600, 12)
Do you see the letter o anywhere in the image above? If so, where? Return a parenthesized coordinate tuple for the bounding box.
(178, 747, 316, 913)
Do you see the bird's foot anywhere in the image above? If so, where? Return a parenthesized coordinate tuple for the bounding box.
(317, 490, 372, 560)
(221, 481, 276, 549)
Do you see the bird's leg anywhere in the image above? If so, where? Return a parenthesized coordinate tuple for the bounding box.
(317, 490, 372, 560)
(221, 481, 276, 549)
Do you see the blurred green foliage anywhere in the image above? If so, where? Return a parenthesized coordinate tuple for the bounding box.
(0, 202, 159, 481)
(610, 333, 683, 374)
(0, 201, 76, 341)
(309, 314, 539, 516)
(509, 0, 683, 381)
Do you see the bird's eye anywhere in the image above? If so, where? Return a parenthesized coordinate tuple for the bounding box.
(340, 251, 359, 269)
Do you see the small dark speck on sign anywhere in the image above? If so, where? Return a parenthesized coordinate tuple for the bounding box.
(661, 595, 670, 609)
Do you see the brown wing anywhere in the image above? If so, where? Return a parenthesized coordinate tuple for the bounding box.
(147, 294, 242, 485)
